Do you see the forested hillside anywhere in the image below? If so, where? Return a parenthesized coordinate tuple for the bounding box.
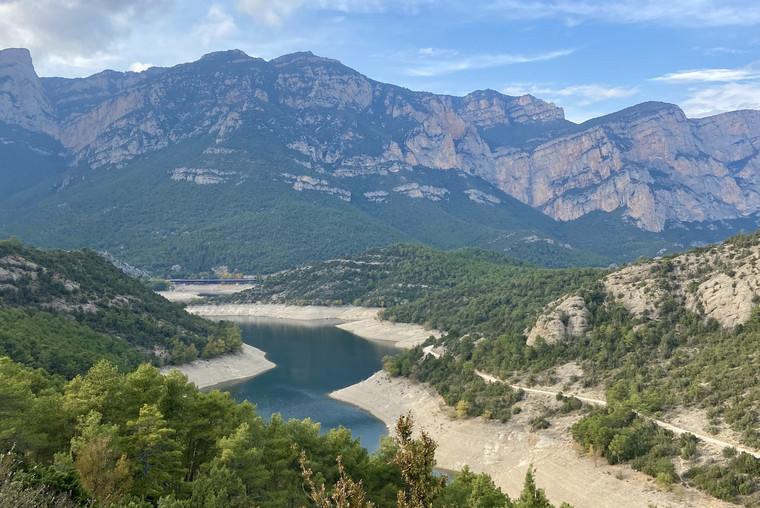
(223, 244, 603, 337)
(0, 357, 569, 507)
(7, 48, 760, 276)
(383, 235, 760, 506)
(0, 240, 240, 377)
(222, 237, 760, 506)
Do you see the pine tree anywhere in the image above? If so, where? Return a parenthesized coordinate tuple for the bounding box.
(70, 411, 132, 505)
(394, 412, 446, 508)
(514, 467, 554, 508)
(125, 404, 183, 499)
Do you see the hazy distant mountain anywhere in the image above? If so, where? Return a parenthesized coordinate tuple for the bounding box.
(1, 47, 758, 274)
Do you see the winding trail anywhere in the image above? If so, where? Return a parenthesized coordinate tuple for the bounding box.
(474, 370, 760, 459)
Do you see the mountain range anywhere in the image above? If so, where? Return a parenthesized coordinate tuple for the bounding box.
(2, 47, 760, 274)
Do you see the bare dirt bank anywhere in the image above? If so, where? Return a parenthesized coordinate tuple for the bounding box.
(331, 372, 731, 508)
(187, 304, 442, 349)
(157, 284, 254, 302)
(161, 344, 275, 389)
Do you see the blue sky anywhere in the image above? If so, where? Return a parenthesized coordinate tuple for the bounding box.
(1, 0, 759, 121)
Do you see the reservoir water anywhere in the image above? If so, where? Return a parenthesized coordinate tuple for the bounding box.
(224, 318, 397, 452)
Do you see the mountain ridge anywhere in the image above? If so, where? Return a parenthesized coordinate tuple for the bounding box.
(2, 47, 760, 274)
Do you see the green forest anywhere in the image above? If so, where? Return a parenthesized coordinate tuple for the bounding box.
(5, 236, 760, 505)
(224, 238, 760, 505)
(0, 240, 241, 376)
(382, 262, 760, 504)
(0, 241, 576, 506)
(225, 244, 602, 337)
(0, 357, 570, 507)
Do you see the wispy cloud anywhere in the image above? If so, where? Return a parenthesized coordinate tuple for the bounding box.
(0, 0, 173, 74)
(697, 46, 747, 56)
(235, 0, 433, 26)
(486, 0, 760, 27)
(653, 67, 760, 83)
(682, 82, 760, 117)
(501, 82, 638, 106)
(235, 0, 302, 26)
(653, 62, 760, 116)
(403, 48, 574, 77)
(194, 5, 238, 46)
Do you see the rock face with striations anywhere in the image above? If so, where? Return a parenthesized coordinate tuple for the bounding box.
(526, 295, 590, 346)
(486, 104, 760, 232)
(0, 48, 57, 135)
(526, 234, 760, 346)
(604, 237, 760, 327)
(1, 47, 760, 234)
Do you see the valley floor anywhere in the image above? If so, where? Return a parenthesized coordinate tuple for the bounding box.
(331, 372, 732, 508)
(167, 299, 737, 506)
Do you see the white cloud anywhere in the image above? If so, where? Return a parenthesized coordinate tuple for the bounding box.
(0, 0, 173, 74)
(699, 46, 746, 55)
(653, 67, 760, 83)
(501, 82, 638, 106)
(404, 48, 574, 77)
(417, 47, 460, 58)
(194, 5, 238, 46)
(653, 63, 760, 117)
(487, 0, 760, 27)
(128, 62, 152, 73)
(682, 83, 760, 117)
(235, 0, 433, 26)
(235, 0, 302, 26)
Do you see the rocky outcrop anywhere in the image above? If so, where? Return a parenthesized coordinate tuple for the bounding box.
(527, 234, 760, 344)
(170, 167, 239, 185)
(465, 189, 501, 205)
(393, 183, 449, 201)
(487, 104, 760, 231)
(282, 173, 351, 201)
(605, 237, 760, 327)
(604, 263, 665, 319)
(0, 48, 57, 135)
(526, 295, 590, 346)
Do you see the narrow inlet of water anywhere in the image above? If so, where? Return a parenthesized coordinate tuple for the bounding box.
(223, 318, 397, 452)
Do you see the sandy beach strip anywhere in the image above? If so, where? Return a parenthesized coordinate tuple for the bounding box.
(187, 303, 442, 349)
(161, 343, 275, 389)
(331, 372, 731, 508)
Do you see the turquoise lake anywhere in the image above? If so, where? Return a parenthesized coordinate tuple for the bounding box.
(223, 318, 396, 452)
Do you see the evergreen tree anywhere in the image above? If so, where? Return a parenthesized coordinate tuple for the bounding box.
(125, 404, 183, 499)
(69, 411, 132, 505)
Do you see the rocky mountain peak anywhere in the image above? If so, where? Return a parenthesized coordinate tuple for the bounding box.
(0, 47, 56, 135)
(456, 90, 565, 129)
(0, 47, 33, 66)
(582, 101, 685, 128)
(199, 49, 253, 63)
(2, 47, 760, 238)
(270, 51, 343, 68)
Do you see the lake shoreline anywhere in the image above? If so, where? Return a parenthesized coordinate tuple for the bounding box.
(161, 343, 275, 389)
(330, 372, 730, 508)
(187, 303, 442, 349)
(163, 303, 440, 389)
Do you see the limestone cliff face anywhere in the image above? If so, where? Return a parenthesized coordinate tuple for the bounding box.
(605, 237, 760, 327)
(0, 48, 57, 135)
(2, 47, 760, 233)
(486, 104, 760, 231)
(526, 295, 590, 346)
(527, 235, 760, 344)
